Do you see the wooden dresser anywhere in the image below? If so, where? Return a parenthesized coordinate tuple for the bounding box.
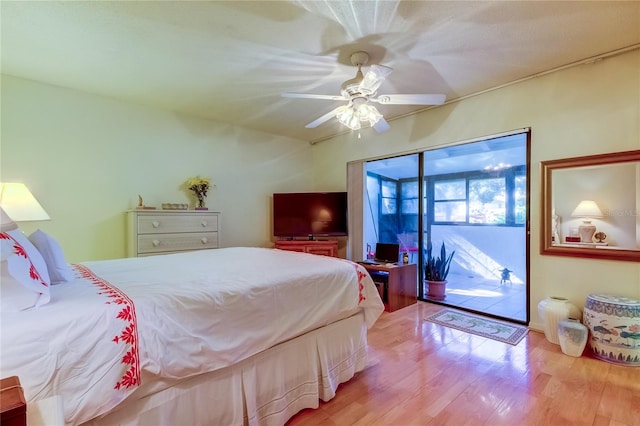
(274, 240, 338, 257)
(127, 210, 220, 257)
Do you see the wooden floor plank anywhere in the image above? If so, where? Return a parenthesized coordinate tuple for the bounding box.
(286, 302, 640, 426)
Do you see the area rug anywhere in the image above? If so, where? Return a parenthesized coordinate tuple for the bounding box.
(425, 308, 528, 345)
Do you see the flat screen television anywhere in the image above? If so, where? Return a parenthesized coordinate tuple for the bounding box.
(273, 192, 348, 238)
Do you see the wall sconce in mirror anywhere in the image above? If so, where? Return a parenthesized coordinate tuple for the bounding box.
(541, 150, 640, 262)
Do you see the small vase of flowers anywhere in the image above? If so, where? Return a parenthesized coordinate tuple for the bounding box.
(186, 176, 211, 209)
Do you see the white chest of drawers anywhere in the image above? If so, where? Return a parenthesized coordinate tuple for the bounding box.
(127, 210, 220, 257)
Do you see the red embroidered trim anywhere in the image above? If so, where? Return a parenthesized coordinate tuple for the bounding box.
(337, 259, 368, 304)
(356, 267, 367, 304)
(73, 264, 141, 390)
(0, 232, 48, 288)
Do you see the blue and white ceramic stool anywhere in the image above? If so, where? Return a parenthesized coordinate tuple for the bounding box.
(583, 294, 640, 366)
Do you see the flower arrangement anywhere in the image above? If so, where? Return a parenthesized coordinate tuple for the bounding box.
(186, 176, 211, 209)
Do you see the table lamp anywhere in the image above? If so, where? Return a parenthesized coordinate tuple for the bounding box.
(0, 182, 50, 222)
(571, 199, 603, 243)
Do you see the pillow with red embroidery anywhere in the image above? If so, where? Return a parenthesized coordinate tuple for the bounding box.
(1, 229, 51, 311)
(29, 230, 74, 284)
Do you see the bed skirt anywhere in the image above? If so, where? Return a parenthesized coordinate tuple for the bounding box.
(83, 311, 368, 426)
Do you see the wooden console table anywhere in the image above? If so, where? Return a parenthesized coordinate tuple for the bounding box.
(360, 263, 417, 312)
(274, 240, 338, 257)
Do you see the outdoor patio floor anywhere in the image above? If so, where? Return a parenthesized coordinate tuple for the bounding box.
(422, 271, 528, 323)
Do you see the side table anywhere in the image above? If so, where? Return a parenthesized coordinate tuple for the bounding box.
(360, 263, 417, 312)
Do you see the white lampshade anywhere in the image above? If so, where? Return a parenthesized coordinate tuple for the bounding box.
(571, 200, 603, 219)
(0, 182, 50, 222)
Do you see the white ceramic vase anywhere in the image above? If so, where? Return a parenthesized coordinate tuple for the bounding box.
(557, 318, 588, 357)
(538, 296, 580, 344)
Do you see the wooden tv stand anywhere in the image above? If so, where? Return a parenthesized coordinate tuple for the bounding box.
(360, 263, 417, 312)
(274, 240, 338, 257)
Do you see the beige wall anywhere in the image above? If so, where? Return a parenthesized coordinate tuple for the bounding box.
(311, 49, 640, 330)
(1, 75, 314, 262)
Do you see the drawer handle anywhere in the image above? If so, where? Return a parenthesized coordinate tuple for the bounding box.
(152, 239, 160, 247)
(152, 221, 160, 228)
(201, 221, 208, 227)
(201, 237, 208, 244)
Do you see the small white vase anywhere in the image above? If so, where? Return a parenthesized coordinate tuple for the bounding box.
(557, 318, 588, 357)
(538, 296, 580, 344)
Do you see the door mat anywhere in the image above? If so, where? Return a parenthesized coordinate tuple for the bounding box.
(425, 308, 528, 345)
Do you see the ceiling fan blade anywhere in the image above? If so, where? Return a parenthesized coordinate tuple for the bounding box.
(371, 94, 446, 105)
(373, 116, 391, 133)
(305, 107, 344, 129)
(359, 64, 393, 94)
(282, 92, 347, 101)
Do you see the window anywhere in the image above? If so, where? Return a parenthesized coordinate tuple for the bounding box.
(469, 177, 506, 224)
(401, 180, 426, 214)
(514, 175, 527, 224)
(430, 168, 525, 225)
(434, 179, 467, 222)
(381, 179, 396, 214)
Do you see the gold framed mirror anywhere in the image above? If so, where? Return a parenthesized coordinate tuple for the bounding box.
(541, 150, 640, 262)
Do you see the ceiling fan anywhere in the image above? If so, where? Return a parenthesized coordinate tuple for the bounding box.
(282, 51, 446, 133)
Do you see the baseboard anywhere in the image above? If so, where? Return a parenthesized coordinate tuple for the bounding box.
(528, 322, 544, 333)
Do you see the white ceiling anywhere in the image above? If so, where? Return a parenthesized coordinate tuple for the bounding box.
(2, 1, 639, 144)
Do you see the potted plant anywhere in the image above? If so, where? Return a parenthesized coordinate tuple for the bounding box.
(425, 241, 455, 301)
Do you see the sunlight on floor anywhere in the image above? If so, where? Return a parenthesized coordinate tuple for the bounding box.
(448, 288, 505, 297)
(426, 271, 528, 323)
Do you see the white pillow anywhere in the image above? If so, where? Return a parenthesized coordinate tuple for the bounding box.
(0, 229, 51, 310)
(0, 271, 41, 312)
(29, 230, 74, 284)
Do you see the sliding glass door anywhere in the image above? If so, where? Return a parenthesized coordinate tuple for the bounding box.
(364, 131, 530, 324)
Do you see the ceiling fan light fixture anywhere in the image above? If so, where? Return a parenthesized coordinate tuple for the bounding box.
(335, 102, 382, 131)
(336, 105, 360, 130)
(285, 49, 444, 134)
(356, 103, 382, 126)
(336, 105, 359, 130)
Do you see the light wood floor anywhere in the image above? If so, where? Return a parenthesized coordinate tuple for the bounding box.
(287, 301, 640, 426)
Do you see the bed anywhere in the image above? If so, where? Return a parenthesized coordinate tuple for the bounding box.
(0, 234, 384, 425)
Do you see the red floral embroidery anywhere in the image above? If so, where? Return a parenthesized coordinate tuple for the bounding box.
(336, 259, 368, 305)
(117, 305, 134, 322)
(73, 264, 141, 390)
(13, 243, 28, 258)
(0, 232, 48, 288)
(117, 367, 140, 389)
(122, 350, 137, 366)
(120, 324, 137, 345)
(352, 265, 367, 304)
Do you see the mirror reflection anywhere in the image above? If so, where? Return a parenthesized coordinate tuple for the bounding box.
(541, 150, 640, 262)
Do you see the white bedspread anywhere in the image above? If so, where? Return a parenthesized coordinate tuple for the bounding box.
(0, 247, 384, 425)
